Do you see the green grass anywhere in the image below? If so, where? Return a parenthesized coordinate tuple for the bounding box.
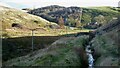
(2, 28, 90, 38)
(87, 6, 119, 12)
(1, 6, 59, 35)
(2, 36, 63, 61)
(3, 35, 89, 66)
(92, 32, 119, 66)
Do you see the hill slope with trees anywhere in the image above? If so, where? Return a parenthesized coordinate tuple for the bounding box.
(28, 5, 120, 28)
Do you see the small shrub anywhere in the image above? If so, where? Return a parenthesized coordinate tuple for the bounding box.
(34, 20, 39, 24)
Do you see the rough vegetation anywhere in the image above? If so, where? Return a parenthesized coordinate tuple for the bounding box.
(28, 5, 120, 28)
(2, 36, 64, 62)
(91, 18, 120, 66)
(3, 36, 89, 67)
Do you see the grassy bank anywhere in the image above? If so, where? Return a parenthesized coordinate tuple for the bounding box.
(3, 35, 89, 67)
(2, 36, 64, 61)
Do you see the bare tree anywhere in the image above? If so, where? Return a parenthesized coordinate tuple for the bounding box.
(76, 18, 80, 27)
(58, 16, 64, 29)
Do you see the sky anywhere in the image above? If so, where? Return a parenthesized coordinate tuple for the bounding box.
(0, 0, 119, 9)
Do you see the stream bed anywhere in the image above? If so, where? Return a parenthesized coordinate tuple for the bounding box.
(85, 45, 94, 68)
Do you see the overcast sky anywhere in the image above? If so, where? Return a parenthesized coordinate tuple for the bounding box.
(0, 0, 119, 9)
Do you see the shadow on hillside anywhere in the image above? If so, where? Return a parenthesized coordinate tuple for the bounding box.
(2, 36, 63, 62)
(2, 32, 90, 62)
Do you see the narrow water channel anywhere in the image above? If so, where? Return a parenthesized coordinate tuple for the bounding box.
(85, 45, 94, 68)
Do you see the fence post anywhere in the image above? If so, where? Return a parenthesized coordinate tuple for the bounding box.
(32, 30, 34, 51)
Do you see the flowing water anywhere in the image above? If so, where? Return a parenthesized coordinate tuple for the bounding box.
(85, 45, 94, 68)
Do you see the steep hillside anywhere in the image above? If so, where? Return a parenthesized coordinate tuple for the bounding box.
(3, 36, 89, 67)
(28, 5, 120, 28)
(1, 5, 53, 30)
(91, 18, 120, 66)
(28, 5, 82, 27)
(0, 5, 60, 37)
